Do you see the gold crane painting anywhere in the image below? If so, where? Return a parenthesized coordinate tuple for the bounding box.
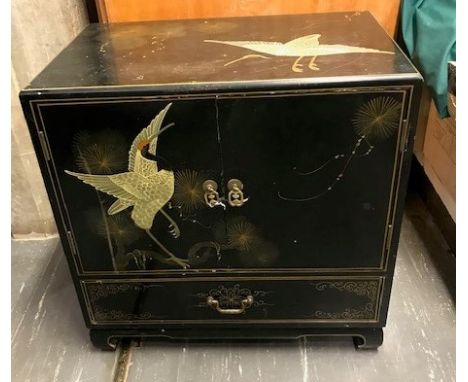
(66, 103, 190, 268)
(204, 34, 394, 72)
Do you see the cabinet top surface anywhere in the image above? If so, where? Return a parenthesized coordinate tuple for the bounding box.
(26, 12, 418, 91)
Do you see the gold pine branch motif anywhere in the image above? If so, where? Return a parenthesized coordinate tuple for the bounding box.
(278, 96, 402, 202)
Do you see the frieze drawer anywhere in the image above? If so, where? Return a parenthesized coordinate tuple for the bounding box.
(82, 277, 384, 325)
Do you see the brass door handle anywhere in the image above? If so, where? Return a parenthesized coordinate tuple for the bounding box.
(206, 295, 254, 315)
(202, 180, 224, 208)
(227, 179, 249, 207)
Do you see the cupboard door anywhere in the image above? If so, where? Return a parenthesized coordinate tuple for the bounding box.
(38, 97, 224, 273)
(213, 88, 408, 271)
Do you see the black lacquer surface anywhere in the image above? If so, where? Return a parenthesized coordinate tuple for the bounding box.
(27, 12, 416, 90)
(83, 277, 383, 324)
(20, 11, 422, 349)
(218, 91, 404, 269)
(34, 88, 408, 273)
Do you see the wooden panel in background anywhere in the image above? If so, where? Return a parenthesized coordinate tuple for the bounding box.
(421, 101, 456, 221)
(97, 0, 400, 36)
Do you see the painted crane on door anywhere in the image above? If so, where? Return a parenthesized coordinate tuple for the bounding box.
(66, 103, 190, 268)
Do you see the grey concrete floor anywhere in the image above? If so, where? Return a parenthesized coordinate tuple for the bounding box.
(11, 193, 455, 382)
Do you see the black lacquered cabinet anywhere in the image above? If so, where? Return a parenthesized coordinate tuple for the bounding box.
(20, 11, 422, 349)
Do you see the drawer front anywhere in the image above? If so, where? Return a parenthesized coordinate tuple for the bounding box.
(82, 277, 384, 325)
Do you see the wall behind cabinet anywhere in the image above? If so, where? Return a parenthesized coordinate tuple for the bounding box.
(12, 0, 88, 237)
(96, 0, 400, 36)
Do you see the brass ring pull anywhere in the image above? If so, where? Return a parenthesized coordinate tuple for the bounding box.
(206, 295, 254, 315)
(227, 179, 249, 207)
(202, 180, 224, 208)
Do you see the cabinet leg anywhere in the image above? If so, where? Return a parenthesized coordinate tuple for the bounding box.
(90, 329, 120, 351)
(353, 328, 383, 350)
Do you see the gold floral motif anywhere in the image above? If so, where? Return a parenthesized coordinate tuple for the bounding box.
(206, 217, 279, 267)
(94, 308, 153, 321)
(352, 96, 402, 141)
(315, 281, 378, 300)
(88, 283, 154, 321)
(87, 283, 132, 300)
(314, 281, 378, 320)
(226, 219, 261, 252)
(173, 169, 206, 213)
(73, 130, 127, 175)
(315, 303, 375, 320)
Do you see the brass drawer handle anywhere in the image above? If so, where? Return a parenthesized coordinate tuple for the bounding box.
(207, 295, 254, 315)
(227, 179, 249, 207)
(202, 180, 225, 208)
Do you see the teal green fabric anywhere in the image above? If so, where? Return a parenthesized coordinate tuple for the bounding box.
(401, 0, 456, 118)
